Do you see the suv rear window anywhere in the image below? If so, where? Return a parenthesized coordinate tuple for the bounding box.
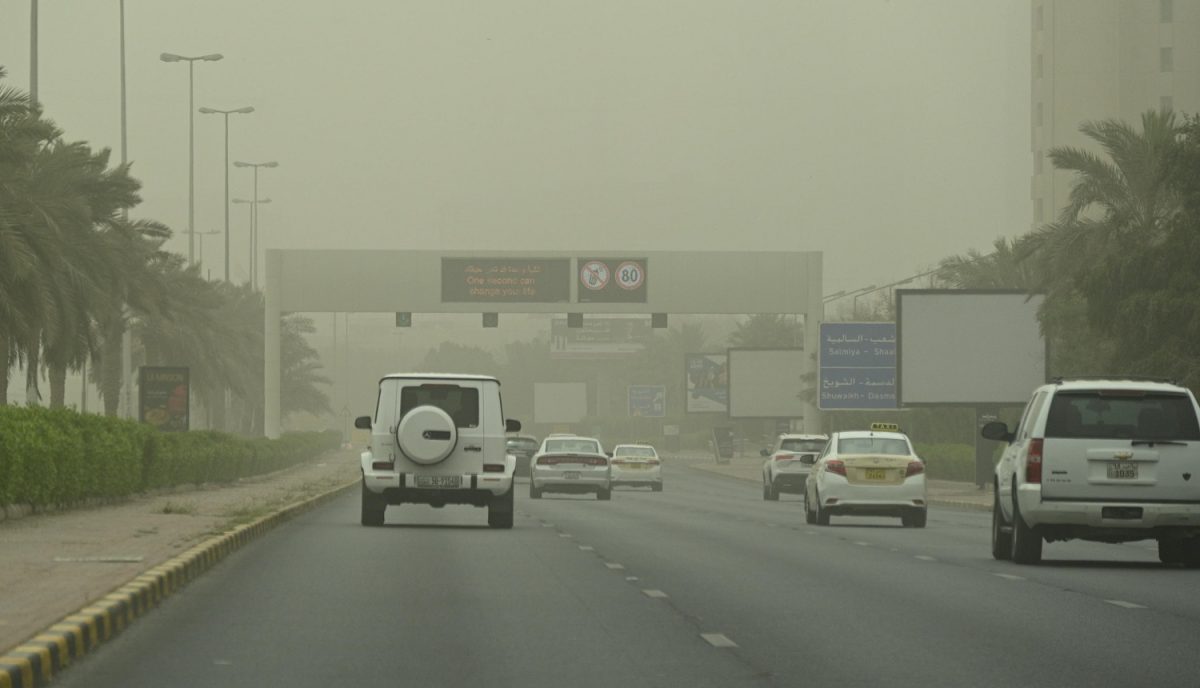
(781, 439, 825, 453)
(401, 385, 479, 428)
(1045, 391, 1200, 441)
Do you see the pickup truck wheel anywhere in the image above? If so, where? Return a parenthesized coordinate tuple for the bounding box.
(488, 486, 514, 529)
(360, 481, 385, 527)
(992, 490, 1013, 560)
(1010, 490, 1043, 564)
(597, 487, 612, 501)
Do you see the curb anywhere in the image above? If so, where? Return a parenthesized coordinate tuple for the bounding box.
(0, 479, 358, 688)
(685, 464, 992, 513)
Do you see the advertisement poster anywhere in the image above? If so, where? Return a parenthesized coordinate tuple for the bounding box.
(139, 366, 190, 432)
(577, 257, 648, 303)
(685, 353, 728, 413)
(628, 385, 666, 418)
(441, 258, 571, 303)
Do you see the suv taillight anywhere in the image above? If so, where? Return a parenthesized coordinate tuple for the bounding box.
(905, 461, 924, 477)
(371, 461, 393, 470)
(1025, 438, 1044, 484)
(482, 464, 505, 473)
(826, 460, 847, 477)
(774, 453, 793, 461)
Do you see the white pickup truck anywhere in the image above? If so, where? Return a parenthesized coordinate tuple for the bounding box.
(982, 378, 1200, 565)
(356, 373, 521, 528)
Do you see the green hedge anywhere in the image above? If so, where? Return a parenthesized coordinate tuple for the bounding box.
(0, 405, 340, 508)
(914, 443, 979, 482)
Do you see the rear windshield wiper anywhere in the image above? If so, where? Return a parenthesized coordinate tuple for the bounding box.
(1132, 439, 1189, 447)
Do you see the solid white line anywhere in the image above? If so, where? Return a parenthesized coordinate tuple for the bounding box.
(701, 633, 738, 648)
(643, 589, 668, 598)
(1105, 599, 1147, 609)
(992, 573, 1025, 581)
(578, 545, 594, 551)
(605, 562, 625, 570)
(914, 555, 937, 561)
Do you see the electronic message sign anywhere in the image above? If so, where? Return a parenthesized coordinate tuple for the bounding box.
(441, 258, 570, 303)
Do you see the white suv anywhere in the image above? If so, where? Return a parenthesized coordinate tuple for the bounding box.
(983, 378, 1200, 565)
(356, 374, 521, 528)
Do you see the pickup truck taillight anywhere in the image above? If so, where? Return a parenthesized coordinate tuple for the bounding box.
(1025, 438, 1044, 484)
(826, 460, 847, 477)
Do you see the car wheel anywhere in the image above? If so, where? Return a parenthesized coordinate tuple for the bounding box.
(1183, 540, 1200, 569)
(597, 487, 612, 501)
(901, 510, 927, 528)
(1158, 538, 1185, 565)
(766, 480, 780, 501)
(1010, 488, 1043, 565)
(805, 494, 816, 524)
(488, 485, 514, 529)
(360, 480, 385, 527)
(991, 490, 1013, 560)
(652, 483, 663, 493)
(529, 481, 542, 500)
(815, 491, 830, 526)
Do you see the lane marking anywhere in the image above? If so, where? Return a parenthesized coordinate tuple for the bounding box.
(701, 633, 738, 648)
(766, 523, 779, 528)
(625, 576, 640, 582)
(914, 555, 937, 561)
(1105, 599, 1147, 609)
(992, 573, 1025, 581)
(578, 545, 594, 551)
(643, 589, 668, 598)
(605, 563, 625, 570)
(541, 523, 554, 528)
(558, 533, 573, 538)
(853, 541, 870, 546)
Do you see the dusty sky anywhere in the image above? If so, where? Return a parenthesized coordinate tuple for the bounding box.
(1, 0, 1030, 296)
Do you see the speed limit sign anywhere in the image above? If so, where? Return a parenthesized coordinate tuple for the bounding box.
(615, 261, 644, 290)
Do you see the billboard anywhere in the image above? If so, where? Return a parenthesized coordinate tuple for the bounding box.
(727, 349, 807, 419)
(628, 385, 666, 417)
(533, 382, 588, 424)
(685, 353, 728, 413)
(550, 317, 651, 358)
(441, 258, 570, 303)
(577, 257, 648, 303)
(138, 366, 190, 432)
(819, 322, 897, 410)
(897, 290, 1047, 406)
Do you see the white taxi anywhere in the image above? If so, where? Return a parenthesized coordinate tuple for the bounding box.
(610, 443, 663, 491)
(805, 423, 927, 527)
(528, 435, 612, 500)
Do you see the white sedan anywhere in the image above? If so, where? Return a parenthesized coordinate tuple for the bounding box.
(528, 435, 612, 500)
(805, 424, 927, 527)
(610, 444, 663, 491)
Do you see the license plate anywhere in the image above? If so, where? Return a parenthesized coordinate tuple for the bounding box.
(562, 471, 580, 480)
(415, 475, 462, 488)
(864, 468, 887, 481)
(1107, 462, 1138, 480)
(626, 464, 646, 470)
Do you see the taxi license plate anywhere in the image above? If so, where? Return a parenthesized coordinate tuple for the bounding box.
(415, 475, 461, 488)
(864, 468, 887, 481)
(626, 464, 646, 469)
(1107, 462, 1138, 480)
(562, 471, 580, 480)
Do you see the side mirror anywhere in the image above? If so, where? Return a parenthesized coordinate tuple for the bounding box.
(981, 421, 1014, 443)
(505, 418, 522, 433)
(760, 448, 770, 457)
(354, 415, 372, 430)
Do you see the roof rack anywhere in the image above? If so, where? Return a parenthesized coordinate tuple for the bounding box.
(1052, 375, 1178, 385)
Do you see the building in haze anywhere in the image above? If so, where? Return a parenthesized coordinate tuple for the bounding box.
(1031, 0, 1200, 227)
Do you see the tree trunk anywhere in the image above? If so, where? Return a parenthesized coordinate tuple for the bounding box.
(49, 363, 67, 408)
(25, 339, 41, 406)
(209, 387, 227, 432)
(98, 320, 125, 417)
(0, 332, 8, 406)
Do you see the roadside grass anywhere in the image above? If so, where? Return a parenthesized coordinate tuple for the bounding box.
(158, 501, 198, 515)
(211, 476, 353, 533)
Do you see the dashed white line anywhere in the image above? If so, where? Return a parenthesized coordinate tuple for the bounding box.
(853, 541, 870, 546)
(1105, 599, 1147, 609)
(766, 523, 779, 528)
(578, 545, 594, 551)
(914, 555, 937, 561)
(992, 573, 1025, 581)
(605, 562, 625, 570)
(558, 533, 573, 538)
(625, 576, 640, 582)
(701, 633, 738, 648)
(642, 589, 668, 598)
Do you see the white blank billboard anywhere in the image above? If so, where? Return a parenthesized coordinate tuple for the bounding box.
(897, 291, 1046, 405)
(728, 349, 807, 418)
(533, 382, 588, 424)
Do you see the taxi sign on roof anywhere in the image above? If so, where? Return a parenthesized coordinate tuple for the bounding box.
(870, 422, 900, 432)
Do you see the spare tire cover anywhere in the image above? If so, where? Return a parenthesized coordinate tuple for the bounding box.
(396, 405, 458, 465)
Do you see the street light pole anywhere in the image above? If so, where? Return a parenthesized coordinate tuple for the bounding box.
(233, 160, 278, 290)
(30, 0, 38, 105)
(196, 229, 220, 269)
(199, 107, 253, 282)
(160, 52, 223, 264)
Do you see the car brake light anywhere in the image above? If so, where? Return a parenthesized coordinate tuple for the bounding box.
(774, 453, 793, 461)
(647, 459, 660, 465)
(371, 461, 393, 470)
(826, 460, 847, 476)
(611, 459, 626, 465)
(1026, 438, 1043, 484)
(589, 456, 608, 466)
(905, 461, 924, 477)
(482, 464, 504, 473)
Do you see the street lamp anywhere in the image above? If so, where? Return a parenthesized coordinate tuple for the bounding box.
(233, 160, 278, 289)
(199, 106, 254, 282)
(852, 285, 878, 319)
(160, 51, 224, 265)
(233, 196, 272, 288)
(195, 229, 220, 271)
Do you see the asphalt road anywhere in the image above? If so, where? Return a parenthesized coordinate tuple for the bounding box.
(53, 463, 1200, 688)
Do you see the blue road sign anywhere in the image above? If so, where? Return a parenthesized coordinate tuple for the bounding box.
(629, 385, 667, 417)
(819, 323, 897, 410)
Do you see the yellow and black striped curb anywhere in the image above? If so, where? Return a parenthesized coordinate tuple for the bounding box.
(0, 479, 358, 688)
